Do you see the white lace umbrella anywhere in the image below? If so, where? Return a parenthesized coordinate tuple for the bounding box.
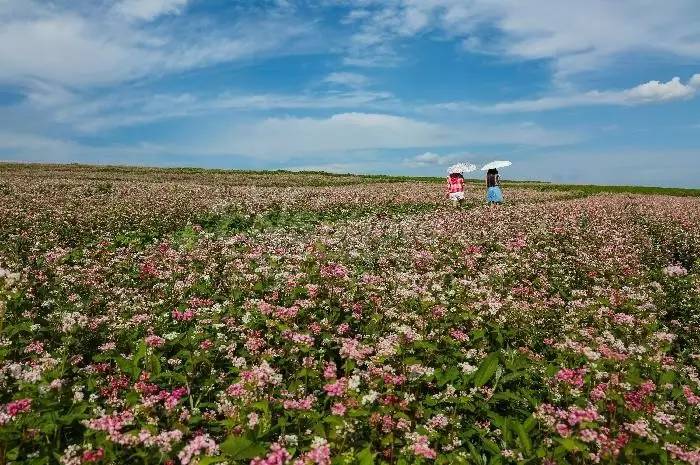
(481, 160, 512, 171)
(447, 162, 477, 174)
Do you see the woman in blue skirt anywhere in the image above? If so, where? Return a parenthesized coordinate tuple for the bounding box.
(486, 168, 503, 204)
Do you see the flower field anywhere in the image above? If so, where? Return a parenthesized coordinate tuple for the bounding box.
(1, 164, 700, 465)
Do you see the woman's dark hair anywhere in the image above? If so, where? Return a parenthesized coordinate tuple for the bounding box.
(487, 168, 498, 175)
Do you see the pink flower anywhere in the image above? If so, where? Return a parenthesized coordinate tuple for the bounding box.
(24, 341, 45, 355)
(579, 429, 598, 443)
(49, 379, 64, 390)
(320, 263, 349, 279)
(665, 443, 700, 464)
(683, 386, 700, 406)
(323, 362, 337, 380)
(507, 234, 527, 251)
(590, 383, 608, 401)
(200, 339, 214, 350)
(178, 434, 219, 465)
(427, 414, 449, 430)
(323, 378, 347, 397)
(282, 395, 316, 411)
(251, 443, 292, 465)
(282, 331, 314, 346)
(554, 367, 587, 388)
(663, 264, 688, 277)
(294, 438, 331, 465)
(339, 338, 373, 361)
(566, 406, 600, 426)
(411, 435, 436, 460)
(227, 382, 245, 397)
(431, 306, 446, 318)
(82, 447, 105, 463)
(309, 323, 322, 335)
(331, 402, 346, 416)
(145, 335, 165, 347)
(163, 387, 188, 411)
(85, 410, 134, 436)
(555, 423, 572, 437)
(172, 308, 195, 321)
(624, 380, 655, 412)
(395, 418, 411, 431)
(305, 284, 319, 298)
(449, 329, 469, 342)
(5, 398, 32, 417)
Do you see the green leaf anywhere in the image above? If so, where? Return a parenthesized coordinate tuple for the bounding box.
(251, 400, 270, 413)
(556, 437, 584, 452)
(357, 446, 375, 465)
(197, 457, 226, 465)
(482, 439, 501, 455)
(515, 422, 532, 455)
(466, 441, 484, 465)
(473, 352, 500, 387)
(523, 415, 536, 432)
(659, 371, 675, 385)
(220, 436, 267, 460)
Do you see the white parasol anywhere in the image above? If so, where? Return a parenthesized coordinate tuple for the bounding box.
(447, 162, 477, 174)
(481, 160, 512, 171)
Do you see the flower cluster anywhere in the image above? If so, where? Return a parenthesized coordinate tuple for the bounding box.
(2, 165, 700, 464)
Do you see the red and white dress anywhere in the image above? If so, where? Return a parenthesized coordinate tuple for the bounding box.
(447, 176, 465, 201)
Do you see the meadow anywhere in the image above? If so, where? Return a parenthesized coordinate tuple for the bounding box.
(1, 163, 700, 465)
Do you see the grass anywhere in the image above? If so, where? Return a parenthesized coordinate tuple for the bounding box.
(2, 161, 699, 195)
(519, 182, 700, 197)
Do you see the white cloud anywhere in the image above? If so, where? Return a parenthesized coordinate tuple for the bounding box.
(211, 112, 579, 158)
(429, 75, 700, 114)
(0, 132, 166, 163)
(403, 151, 463, 167)
(509, 149, 700, 188)
(624, 77, 696, 103)
(0, 14, 152, 86)
(44, 89, 397, 132)
(324, 72, 370, 88)
(113, 0, 189, 21)
(341, 0, 700, 78)
(690, 74, 700, 88)
(23, 80, 76, 107)
(0, 1, 315, 87)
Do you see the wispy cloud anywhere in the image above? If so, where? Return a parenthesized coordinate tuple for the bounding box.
(323, 72, 370, 88)
(43, 89, 397, 132)
(0, 1, 315, 87)
(402, 151, 465, 168)
(428, 75, 700, 113)
(113, 0, 189, 21)
(339, 0, 700, 79)
(0, 132, 169, 163)
(207, 112, 580, 158)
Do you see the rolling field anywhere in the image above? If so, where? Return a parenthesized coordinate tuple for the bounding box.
(1, 163, 700, 465)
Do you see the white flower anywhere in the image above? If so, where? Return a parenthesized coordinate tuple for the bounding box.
(458, 362, 477, 374)
(348, 375, 361, 390)
(361, 390, 378, 405)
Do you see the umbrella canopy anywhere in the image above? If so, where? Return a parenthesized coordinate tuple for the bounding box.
(481, 160, 512, 171)
(447, 162, 477, 174)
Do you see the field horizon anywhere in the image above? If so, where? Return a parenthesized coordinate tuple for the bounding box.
(2, 161, 700, 197)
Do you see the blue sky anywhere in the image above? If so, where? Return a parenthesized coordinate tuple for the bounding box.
(0, 0, 699, 186)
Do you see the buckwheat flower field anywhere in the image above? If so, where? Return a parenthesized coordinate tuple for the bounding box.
(1, 164, 700, 465)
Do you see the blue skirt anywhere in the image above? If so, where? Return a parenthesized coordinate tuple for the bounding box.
(486, 186, 503, 203)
